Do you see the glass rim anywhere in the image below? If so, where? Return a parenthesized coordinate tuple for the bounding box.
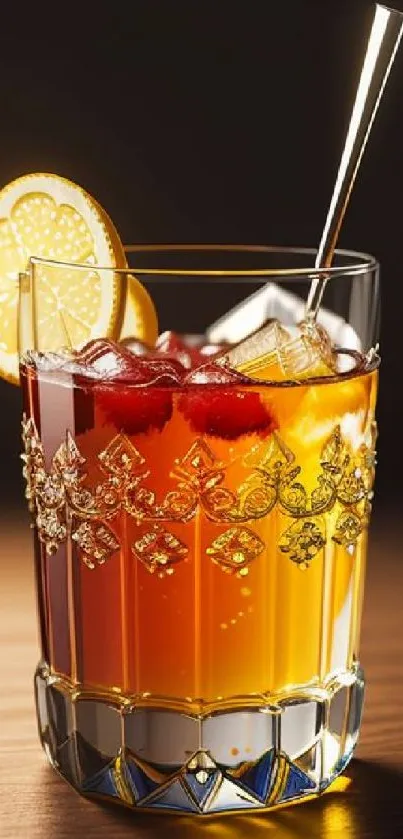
(27, 245, 379, 279)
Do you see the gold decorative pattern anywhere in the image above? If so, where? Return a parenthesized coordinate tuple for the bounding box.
(72, 522, 120, 569)
(21, 415, 377, 573)
(279, 519, 326, 570)
(332, 510, 365, 554)
(206, 527, 265, 575)
(132, 525, 189, 577)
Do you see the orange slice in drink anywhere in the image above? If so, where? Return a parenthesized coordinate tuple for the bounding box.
(285, 373, 372, 452)
(0, 173, 158, 383)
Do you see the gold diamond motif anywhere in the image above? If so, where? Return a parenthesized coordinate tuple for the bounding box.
(22, 414, 377, 574)
(206, 527, 265, 575)
(163, 439, 226, 522)
(332, 510, 364, 552)
(132, 525, 189, 576)
(53, 431, 86, 486)
(99, 435, 146, 477)
(279, 519, 326, 570)
(72, 521, 120, 569)
(173, 439, 220, 482)
(320, 426, 350, 478)
(244, 433, 295, 478)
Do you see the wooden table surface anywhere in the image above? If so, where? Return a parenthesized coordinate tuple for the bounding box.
(1, 507, 402, 839)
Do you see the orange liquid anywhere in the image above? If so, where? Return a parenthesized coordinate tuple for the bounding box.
(21, 362, 378, 707)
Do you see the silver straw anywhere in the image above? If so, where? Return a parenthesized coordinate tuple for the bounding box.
(306, 3, 403, 319)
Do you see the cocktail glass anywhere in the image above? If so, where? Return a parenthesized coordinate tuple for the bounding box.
(19, 245, 379, 815)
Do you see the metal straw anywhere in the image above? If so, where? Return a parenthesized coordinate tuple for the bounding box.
(306, 3, 403, 319)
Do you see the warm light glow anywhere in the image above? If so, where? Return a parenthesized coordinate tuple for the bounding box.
(323, 799, 355, 834)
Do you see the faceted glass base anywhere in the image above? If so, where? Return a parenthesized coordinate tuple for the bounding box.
(35, 664, 364, 815)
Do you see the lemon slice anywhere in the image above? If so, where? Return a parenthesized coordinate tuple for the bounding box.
(119, 274, 158, 346)
(0, 173, 127, 383)
(90, 197, 158, 347)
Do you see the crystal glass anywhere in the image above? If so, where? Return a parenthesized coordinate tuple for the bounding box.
(19, 246, 379, 815)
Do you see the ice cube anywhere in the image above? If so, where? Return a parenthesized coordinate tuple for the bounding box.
(199, 343, 225, 358)
(155, 331, 223, 370)
(156, 331, 184, 353)
(217, 319, 335, 382)
(181, 333, 204, 347)
(155, 331, 193, 369)
(184, 344, 223, 370)
(139, 355, 187, 382)
(207, 282, 362, 351)
(184, 362, 248, 385)
(134, 359, 185, 385)
(275, 321, 336, 381)
(216, 320, 291, 376)
(120, 337, 152, 356)
(73, 339, 140, 378)
(299, 319, 334, 366)
(24, 348, 74, 373)
(23, 340, 185, 386)
(24, 346, 110, 380)
(64, 339, 184, 385)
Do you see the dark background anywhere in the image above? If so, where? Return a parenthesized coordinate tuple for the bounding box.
(0, 0, 402, 507)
